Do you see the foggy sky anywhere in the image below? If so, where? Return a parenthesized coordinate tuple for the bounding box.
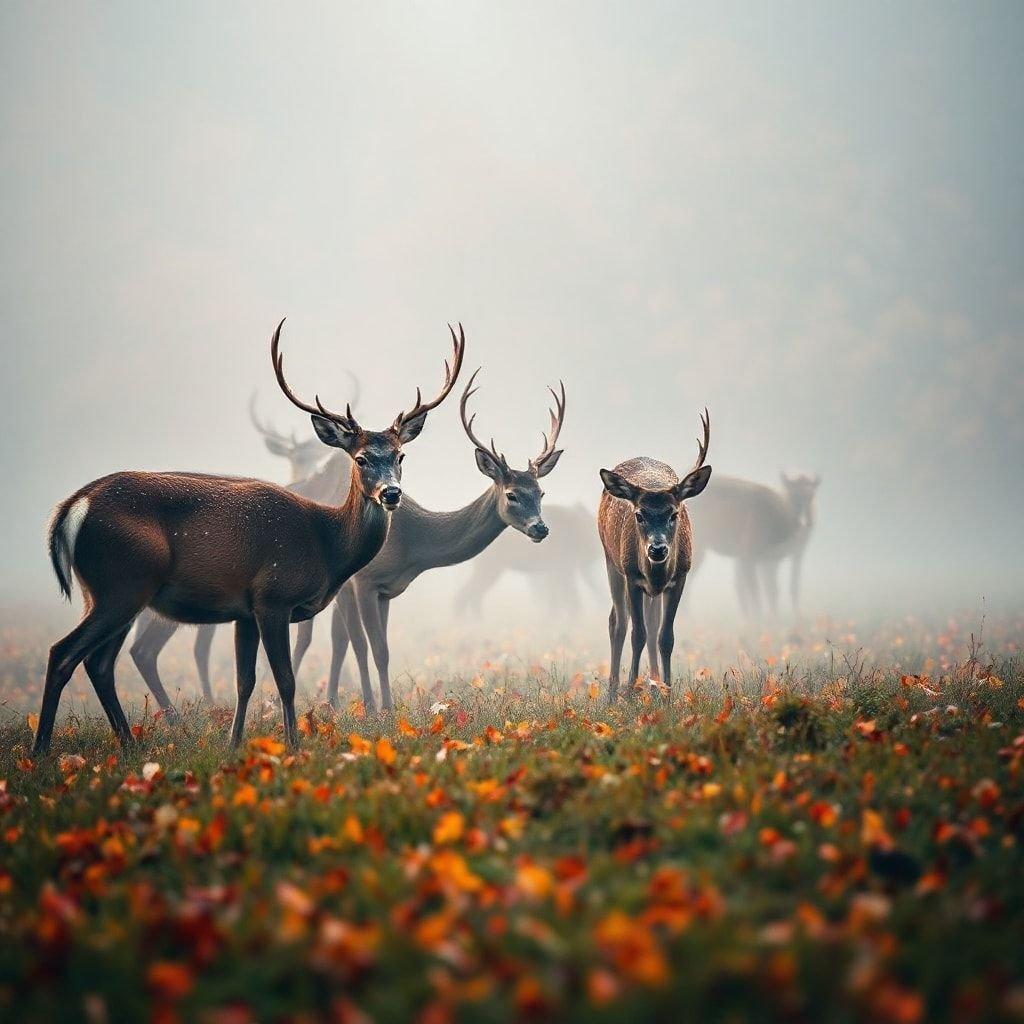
(2, 1, 1022, 613)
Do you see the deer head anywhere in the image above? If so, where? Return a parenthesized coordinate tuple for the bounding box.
(271, 319, 465, 511)
(248, 392, 326, 482)
(460, 371, 566, 543)
(599, 410, 711, 564)
(780, 470, 820, 529)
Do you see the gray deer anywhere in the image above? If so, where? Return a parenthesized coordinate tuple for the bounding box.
(291, 370, 566, 711)
(683, 471, 820, 620)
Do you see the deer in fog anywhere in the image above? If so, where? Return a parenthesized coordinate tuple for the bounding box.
(33, 320, 464, 753)
(684, 471, 820, 620)
(598, 411, 711, 701)
(452, 502, 604, 618)
(128, 452, 352, 710)
(291, 370, 566, 711)
(129, 387, 360, 707)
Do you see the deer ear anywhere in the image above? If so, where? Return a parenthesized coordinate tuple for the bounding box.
(394, 410, 428, 444)
(600, 469, 640, 504)
(672, 465, 712, 502)
(475, 447, 507, 482)
(532, 448, 563, 478)
(311, 414, 360, 453)
(263, 436, 291, 457)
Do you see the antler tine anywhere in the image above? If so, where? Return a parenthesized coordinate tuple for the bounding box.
(346, 371, 361, 412)
(530, 379, 566, 470)
(693, 406, 711, 469)
(248, 391, 287, 442)
(270, 318, 359, 430)
(394, 322, 467, 429)
(459, 369, 507, 464)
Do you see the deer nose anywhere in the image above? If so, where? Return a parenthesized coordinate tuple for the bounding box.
(526, 521, 549, 543)
(647, 543, 669, 563)
(380, 486, 402, 510)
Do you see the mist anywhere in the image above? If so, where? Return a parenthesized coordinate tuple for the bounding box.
(2, 0, 1023, 639)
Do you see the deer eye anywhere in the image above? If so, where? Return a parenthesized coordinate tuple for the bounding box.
(354, 455, 368, 467)
(669, 510, 678, 523)
(506, 492, 519, 503)
(635, 509, 644, 523)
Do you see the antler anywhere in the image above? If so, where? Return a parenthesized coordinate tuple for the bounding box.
(248, 391, 290, 444)
(459, 368, 509, 469)
(392, 323, 466, 433)
(529, 380, 566, 474)
(693, 407, 711, 470)
(270, 318, 361, 433)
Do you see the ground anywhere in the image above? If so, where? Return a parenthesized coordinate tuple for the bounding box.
(0, 612, 1021, 1022)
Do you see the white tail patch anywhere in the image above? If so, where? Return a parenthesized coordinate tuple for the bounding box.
(61, 496, 90, 572)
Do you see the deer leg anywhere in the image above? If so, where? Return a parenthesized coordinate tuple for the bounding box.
(229, 617, 260, 747)
(193, 625, 215, 702)
(257, 610, 300, 748)
(291, 618, 314, 679)
(789, 551, 804, 615)
(129, 612, 180, 720)
(644, 595, 662, 680)
(735, 560, 760, 619)
(338, 585, 376, 715)
(327, 598, 351, 708)
(357, 587, 393, 712)
(657, 580, 686, 690)
(454, 563, 499, 617)
(83, 626, 134, 746)
(34, 603, 143, 754)
(605, 558, 628, 703)
(761, 562, 779, 619)
(625, 584, 647, 700)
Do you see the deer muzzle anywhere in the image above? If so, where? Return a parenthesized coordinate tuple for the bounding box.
(526, 520, 549, 543)
(380, 486, 403, 511)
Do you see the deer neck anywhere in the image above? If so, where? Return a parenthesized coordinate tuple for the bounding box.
(326, 466, 390, 576)
(403, 487, 507, 570)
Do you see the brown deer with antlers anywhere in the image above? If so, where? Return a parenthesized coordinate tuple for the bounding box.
(129, 386, 360, 707)
(598, 411, 711, 701)
(33, 320, 464, 753)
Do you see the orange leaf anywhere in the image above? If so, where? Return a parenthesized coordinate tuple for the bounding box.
(375, 737, 397, 766)
(433, 811, 465, 845)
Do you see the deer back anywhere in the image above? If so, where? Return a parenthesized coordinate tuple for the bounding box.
(686, 475, 796, 559)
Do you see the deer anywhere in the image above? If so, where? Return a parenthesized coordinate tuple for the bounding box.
(291, 370, 566, 711)
(683, 471, 820, 620)
(452, 502, 604, 619)
(598, 411, 711, 702)
(32, 319, 465, 754)
(128, 451, 352, 710)
(128, 387, 360, 707)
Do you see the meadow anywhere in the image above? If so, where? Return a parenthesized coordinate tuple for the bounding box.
(0, 610, 1021, 1022)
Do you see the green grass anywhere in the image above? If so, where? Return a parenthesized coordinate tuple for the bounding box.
(0, 616, 1022, 1022)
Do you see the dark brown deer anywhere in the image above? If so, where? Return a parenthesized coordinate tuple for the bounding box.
(129, 384, 360, 708)
(128, 452, 351, 709)
(292, 371, 566, 711)
(598, 411, 711, 701)
(33, 320, 464, 753)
